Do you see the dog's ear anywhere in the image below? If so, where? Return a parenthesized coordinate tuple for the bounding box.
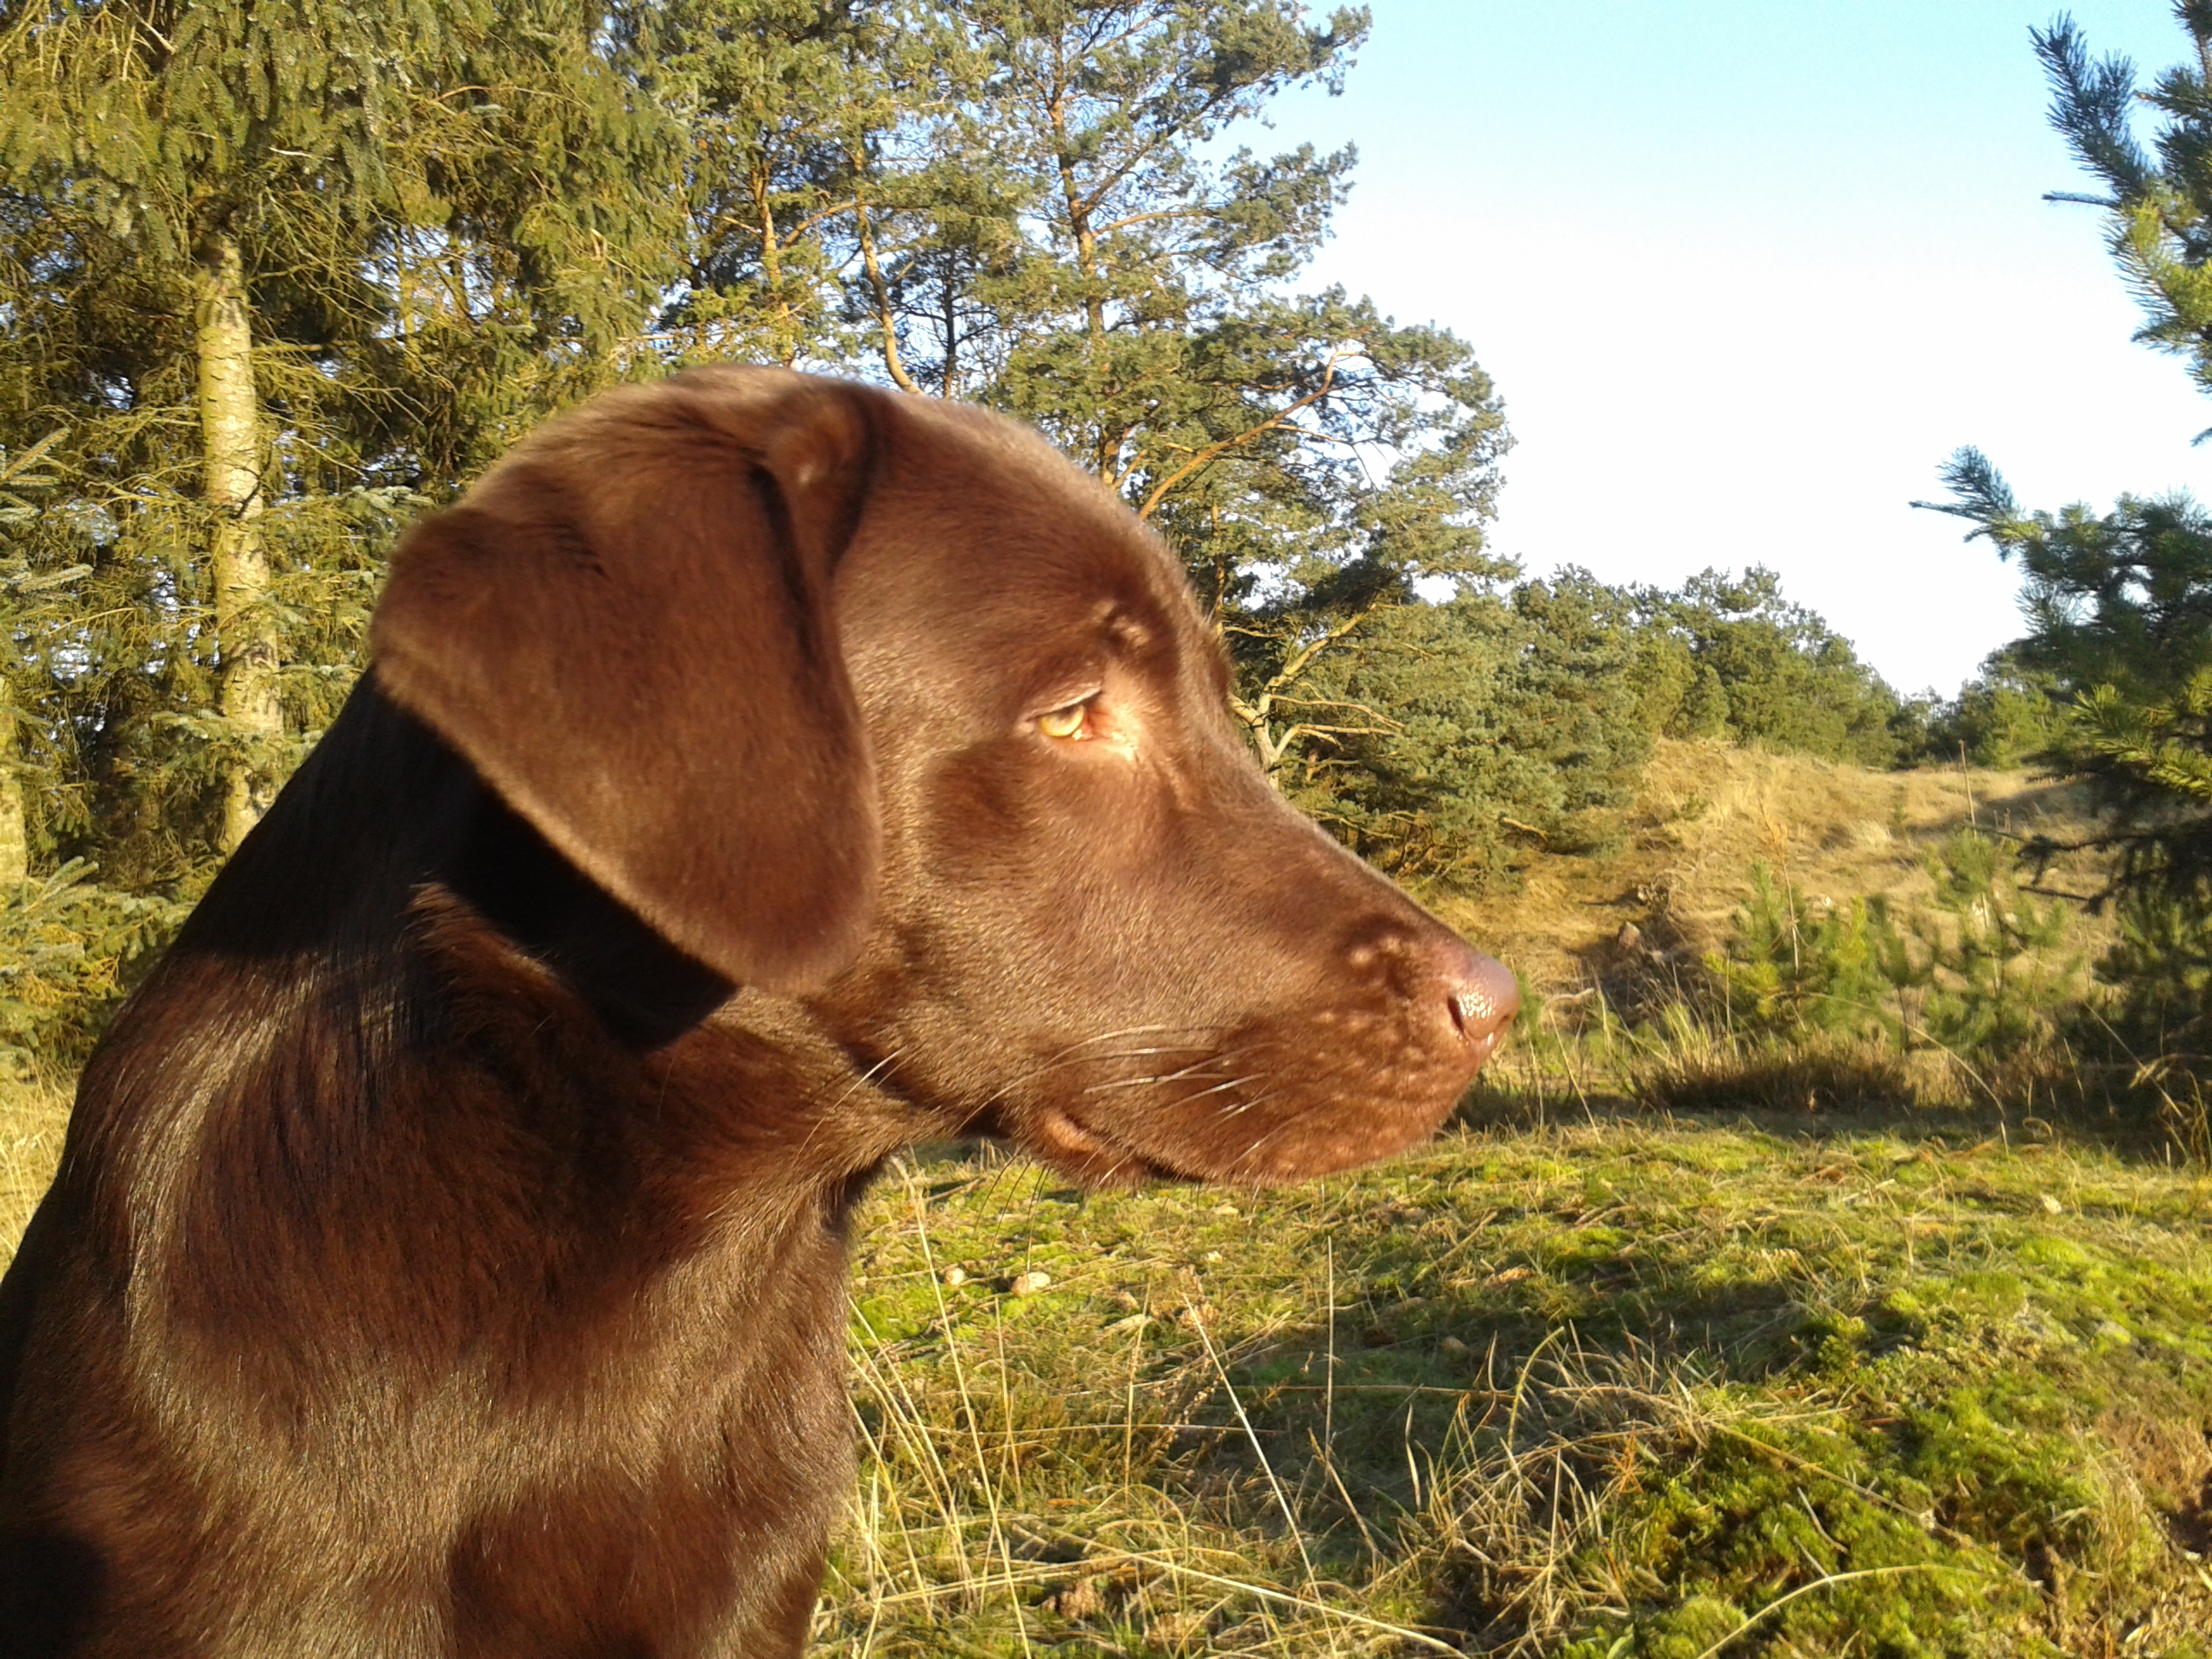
(371, 367, 884, 992)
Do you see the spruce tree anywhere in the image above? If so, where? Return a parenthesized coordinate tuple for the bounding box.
(870, 0, 1514, 781)
(0, 0, 673, 874)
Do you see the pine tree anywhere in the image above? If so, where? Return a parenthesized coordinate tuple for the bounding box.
(881, 0, 1515, 780)
(2037, 3, 2212, 418)
(1924, 5, 2212, 1059)
(1627, 567, 1908, 766)
(0, 0, 674, 874)
(635, 0, 890, 370)
(1294, 569, 1650, 887)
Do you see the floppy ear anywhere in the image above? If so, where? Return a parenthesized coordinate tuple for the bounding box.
(370, 366, 884, 993)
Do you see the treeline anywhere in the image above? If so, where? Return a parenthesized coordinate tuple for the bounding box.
(1286, 559, 1952, 888)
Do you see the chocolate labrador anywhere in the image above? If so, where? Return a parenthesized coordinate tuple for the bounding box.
(0, 366, 1517, 1657)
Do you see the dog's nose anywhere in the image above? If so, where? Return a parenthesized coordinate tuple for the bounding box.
(1440, 940, 1519, 1056)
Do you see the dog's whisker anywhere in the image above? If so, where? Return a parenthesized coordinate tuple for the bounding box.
(1216, 1086, 1287, 1121)
(969, 1034, 1241, 1115)
(1162, 1073, 1264, 1109)
(1079, 1058, 1252, 1095)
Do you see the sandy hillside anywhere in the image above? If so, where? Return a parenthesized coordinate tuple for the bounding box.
(1432, 738, 2113, 1003)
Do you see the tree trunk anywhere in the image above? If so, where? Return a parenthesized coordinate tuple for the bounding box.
(0, 676, 26, 887)
(195, 233, 278, 853)
(1232, 696, 1291, 787)
(856, 199, 920, 394)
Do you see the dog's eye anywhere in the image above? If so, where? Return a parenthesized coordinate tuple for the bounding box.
(1036, 699, 1091, 740)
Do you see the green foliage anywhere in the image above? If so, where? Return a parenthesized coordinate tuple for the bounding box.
(2084, 877, 2212, 1075)
(1922, 449, 2212, 706)
(1295, 561, 1915, 893)
(1289, 569, 1650, 887)
(0, 861, 188, 1076)
(1916, 830, 2080, 1056)
(1922, 660, 2071, 770)
(1707, 865, 1915, 1046)
(1707, 834, 2079, 1063)
(1629, 566, 1910, 766)
(2034, 4, 2212, 416)
(0, 0, 1512, 880)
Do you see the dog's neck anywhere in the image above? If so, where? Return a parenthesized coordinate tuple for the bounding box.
(182, 674, 735, 1049)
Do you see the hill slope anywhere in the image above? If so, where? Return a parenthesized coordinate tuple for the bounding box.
(1437, 739, 2112, 1003)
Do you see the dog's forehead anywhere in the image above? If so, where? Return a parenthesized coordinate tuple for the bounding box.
(851, 397, 1204, 655)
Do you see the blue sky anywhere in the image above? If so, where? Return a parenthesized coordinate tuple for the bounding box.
(1260, 1, 2205, 695)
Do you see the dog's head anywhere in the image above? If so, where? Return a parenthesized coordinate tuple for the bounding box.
(373, 365, 1516, 1185)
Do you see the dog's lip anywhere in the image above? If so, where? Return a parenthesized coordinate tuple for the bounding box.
(1007, 1103, 1192, 1184)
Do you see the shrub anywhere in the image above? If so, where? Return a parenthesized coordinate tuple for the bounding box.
(0, 861, 190, 1076)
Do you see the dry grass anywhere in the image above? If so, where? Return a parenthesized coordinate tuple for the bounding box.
(0, 1074, 68, 1246)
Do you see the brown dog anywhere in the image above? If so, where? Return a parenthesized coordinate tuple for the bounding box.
(0, 367, 1516, 1657)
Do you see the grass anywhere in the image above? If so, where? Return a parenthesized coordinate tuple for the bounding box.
(2, 1084, 2208, 1654)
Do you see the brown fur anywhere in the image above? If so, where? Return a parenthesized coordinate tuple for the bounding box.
(0, 367, 1517, 1657)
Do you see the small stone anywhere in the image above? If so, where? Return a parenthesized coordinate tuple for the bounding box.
(1439, 1335, 1471, 1356)
(2038, 1193, 2063, 1215)
(1010, 1270, 1052, 1296)
(1616, 921, 1643, 950)
(1200, 1249, 1224, 1265)
(941, 1266, 967, 1287)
